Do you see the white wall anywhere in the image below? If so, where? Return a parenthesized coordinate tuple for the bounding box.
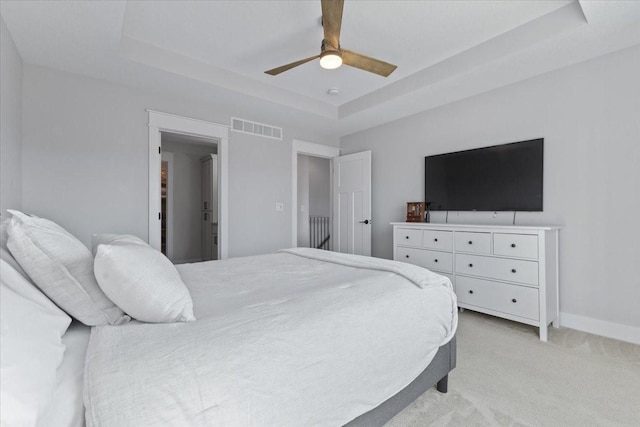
(0, 17, 22, 214)
(341, 46, 640, 336)
(162, 139, 215, 263)
(21, 64, 337, 257)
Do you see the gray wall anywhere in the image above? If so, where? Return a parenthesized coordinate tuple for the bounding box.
(308, 156, 331, 217)
(21, 64, 337, 257)
(229, 130, 295, 256)
(0, 17, 22, 214)
(341, 45, 640, 330)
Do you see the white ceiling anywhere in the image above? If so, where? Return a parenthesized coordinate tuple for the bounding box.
(2, 0, 640, 138)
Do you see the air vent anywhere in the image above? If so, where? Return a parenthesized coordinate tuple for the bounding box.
(231, 117, 282, 140)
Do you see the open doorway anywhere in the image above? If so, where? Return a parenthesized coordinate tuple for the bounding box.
(297, 154, 331, 249)
(148, 110, 228, 259)
(291, 140, 340, 250)
(161, 132, 218, 263)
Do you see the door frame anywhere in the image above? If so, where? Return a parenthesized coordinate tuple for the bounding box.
(160, 151, 174, 260)
(291, 139, 340, 249)
(148, 110, 229, 259)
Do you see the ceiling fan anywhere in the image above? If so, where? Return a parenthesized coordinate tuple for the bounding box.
(265, 0, 397, 77)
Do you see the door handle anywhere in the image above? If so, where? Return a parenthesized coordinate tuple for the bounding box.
(359, 219, 371, 224)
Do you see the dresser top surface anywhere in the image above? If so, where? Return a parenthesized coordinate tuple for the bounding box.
(391, 222, 562, 231)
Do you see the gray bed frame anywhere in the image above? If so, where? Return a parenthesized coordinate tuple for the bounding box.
(345, 335, 457, 427)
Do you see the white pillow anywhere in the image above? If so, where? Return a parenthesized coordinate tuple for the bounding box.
(0, 259, 72, 427)
(91, 233, 146, 255)
(94, 237, 196, 323)
(6, 210, 129, 326)
(1, 213, 11, 249)
(1, 213, 29, 279)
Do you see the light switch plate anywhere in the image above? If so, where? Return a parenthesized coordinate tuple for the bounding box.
(275, 202, 284, 211)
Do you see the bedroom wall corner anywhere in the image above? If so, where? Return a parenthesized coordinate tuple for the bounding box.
(0, 16, 23, 214)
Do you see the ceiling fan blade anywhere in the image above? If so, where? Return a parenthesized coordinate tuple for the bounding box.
(342, 49, 397, 77)
(264, 54, 320, 76)
(321, 0, 344, 50)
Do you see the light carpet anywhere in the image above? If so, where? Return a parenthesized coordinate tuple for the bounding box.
(386, 310, 640, 426)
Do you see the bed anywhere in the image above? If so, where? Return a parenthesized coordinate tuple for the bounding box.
(1, 210, 457, 427)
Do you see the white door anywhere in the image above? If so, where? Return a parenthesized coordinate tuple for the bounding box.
(332, 151, 372, 256)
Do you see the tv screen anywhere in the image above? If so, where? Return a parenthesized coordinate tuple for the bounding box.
(425, 138, 543, 212)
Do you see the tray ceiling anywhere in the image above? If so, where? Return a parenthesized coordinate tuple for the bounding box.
(2, 0, 640, 137)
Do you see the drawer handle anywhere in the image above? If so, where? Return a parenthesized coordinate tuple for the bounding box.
(468, 290, 474, 294)
(405, 236, 410, 239)
(511, 243, 516, 248)
(434, 238, 438, 242)
(511, 268, 517, 273)
(468, 263, 473, 268)
(468, 240, 473, 245)
(405, 255, 410, 258)
(434, 259, 438, 263)
(512, 298, 517, 303)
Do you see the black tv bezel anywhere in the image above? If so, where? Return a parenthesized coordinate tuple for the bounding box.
(424, 138, 544, 212)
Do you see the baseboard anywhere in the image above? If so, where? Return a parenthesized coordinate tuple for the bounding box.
(559, 312, 640, 345)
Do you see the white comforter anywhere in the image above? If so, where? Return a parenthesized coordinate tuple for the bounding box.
(84, 249, 457, 427)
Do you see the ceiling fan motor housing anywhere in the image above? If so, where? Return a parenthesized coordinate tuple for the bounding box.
(320, 39, 342, 69)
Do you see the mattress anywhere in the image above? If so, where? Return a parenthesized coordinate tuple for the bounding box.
(84, 249, 457, 426)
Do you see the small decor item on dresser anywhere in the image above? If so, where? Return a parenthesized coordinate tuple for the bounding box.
(406, 202, 426, 222)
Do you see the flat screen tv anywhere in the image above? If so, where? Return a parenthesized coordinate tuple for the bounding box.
(425, 138, 543, 212)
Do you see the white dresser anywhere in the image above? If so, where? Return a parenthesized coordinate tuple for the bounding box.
(392, 222, 561, 341)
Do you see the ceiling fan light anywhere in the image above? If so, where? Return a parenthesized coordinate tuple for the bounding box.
(320, 51, 342, 70)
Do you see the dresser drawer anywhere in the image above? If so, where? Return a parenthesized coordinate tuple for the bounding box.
(422, 230, 453, 251)
(454, 231, 491, 254)
(455, 253, 539, 286)
(456, 276, 539, 320)
(396, 247, 453, 273)
(396, 228, 422, 247)
(494, 233, 538, 259)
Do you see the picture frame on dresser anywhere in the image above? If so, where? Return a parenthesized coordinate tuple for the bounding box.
(392, 222, 561, 341)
